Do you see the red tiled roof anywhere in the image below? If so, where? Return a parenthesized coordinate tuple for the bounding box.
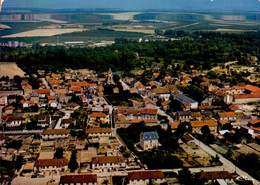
(161, 100, 171, 107)
(196, 171, 232, 180)
(92, 156, 124, 164)
(152, 87, 170, 94)
(245, 85, 260, 92)
(34, 159, 68, 167)
(70, 82, 81, 86)
(67, 103, 79, 107)
(42, 129, 69, 135)
(114, 108, 157, 115)
(34, 89, 50, 94)
(60, 175, 97, 184)
(128, 171, 164, 180)
(4, 106, 13, 110)
(89, 112, 106, 118)
(234, 92, 260, 99)
(169, 120, 180, 129)
(48, 95, 56, 100)
(218, 112, 236, 118)
(190, 120, 217, 127)
(85, 127, 111, 134)
(51, 74, 61, 78)
(249, 118, 260, 125)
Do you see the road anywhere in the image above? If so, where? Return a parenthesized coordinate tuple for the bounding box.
(190, 134, 259, 185)
(41, 78, 54, 96)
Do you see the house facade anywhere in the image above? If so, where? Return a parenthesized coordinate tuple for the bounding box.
(114, 108, 158, 129)
(34, 159, 68, 172)
(128, 171, 165, 185)
(85, 128, 112, 137)
(140, 131, 159, 150)
(91, 156, 126, 171)
(42, 129, 70, 140)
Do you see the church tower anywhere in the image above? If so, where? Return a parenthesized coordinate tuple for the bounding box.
(106, 68, 115, 85)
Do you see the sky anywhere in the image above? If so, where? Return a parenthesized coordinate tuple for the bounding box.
(2, 0, 260, 11)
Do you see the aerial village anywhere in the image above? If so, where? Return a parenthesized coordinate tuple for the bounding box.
(0, 59, 260, 185)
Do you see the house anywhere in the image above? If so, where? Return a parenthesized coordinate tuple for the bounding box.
(161, 100, 171, 111)
(191, 112, 202, 121)
(3, 106, 14, 114)
(177, 111, 191, 122)
(114, 108, 158, 128)
(59, 174, 97, 185)
(91, 156, 126, 170)
(61, 118, 76, 128)
(49, 100, 58, 108)
(22, 84, 32, 95)
(41, 129, 70, 140)
(140, 131, 159, 150)
(190, 120, 218, 134)
(20, 100, 29, 108)
(34, 89, 51, 98)
(133, 81, 145, 91)
(248, 118, 260, 127)
(5, 116, 25, 127)
(195, 171, 233, 184)
(88, 112, 108, 124)
(85, 128, 112, 137)
(34, 159, 68, 172)
(67, 103, 80, 110)
(128, 171, 165, 185)
(151, 87, 171, 100)
(233, 93, 260, 104)
(169, 120, 181, 132)
(218, 112, 237, 122)
(143, 97, 157, 109)
(174, 94, 198, 109)
(34, 114, 51, 128)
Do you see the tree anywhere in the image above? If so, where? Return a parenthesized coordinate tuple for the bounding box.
(201, 125, 210, 137)
(15, 155, 24, 171)
(178, 168, 195, 185)
(54, 147, 63, 159)
(68, 150, 78, 172)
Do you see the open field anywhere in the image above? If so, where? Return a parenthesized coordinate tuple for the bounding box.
(113, 28, 155, 34)
(0, 62, 25, 78)
(2, 28, 89, 38)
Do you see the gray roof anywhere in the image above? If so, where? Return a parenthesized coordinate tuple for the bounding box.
(177, 111, 191, 116)
(142, 131, 159, 141)
(174, 94, 198, 104)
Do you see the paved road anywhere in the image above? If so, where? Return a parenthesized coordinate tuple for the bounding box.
(41, 78, 54, 96)
(190, 134, 259, 185)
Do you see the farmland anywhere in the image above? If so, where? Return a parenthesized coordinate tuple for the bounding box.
(2, 28, 89, 38)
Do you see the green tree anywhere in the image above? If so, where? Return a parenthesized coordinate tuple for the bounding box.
(68, 150, 79, 172)
(54, 147, 63, 159)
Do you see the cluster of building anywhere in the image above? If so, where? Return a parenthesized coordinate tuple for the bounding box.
(0, 57, 259, 184)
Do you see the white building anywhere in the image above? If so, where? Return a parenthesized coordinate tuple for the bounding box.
(91, 156, 125, 171)
(34, 159, 68, 172)
(128, 171, 165, 185)
(140, 131, 159, 150)
(41, 129, 70, 140)
(174, 94, 198, 109)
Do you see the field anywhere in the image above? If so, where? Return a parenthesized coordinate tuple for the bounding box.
(0, 62, 25, 78)
(0, 29, 146, 43)
(2, 28, 89, 38)
(1, 11, 260, 44)
(113, 28, 155, 34)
